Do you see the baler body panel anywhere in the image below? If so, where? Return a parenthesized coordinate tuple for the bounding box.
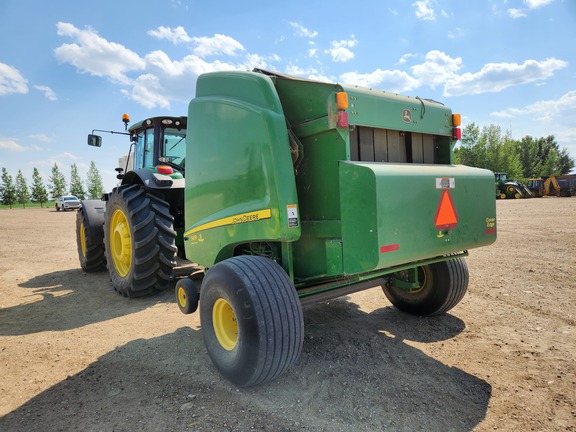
(339, 162, 496, 275)
(184, 72, 300, 266)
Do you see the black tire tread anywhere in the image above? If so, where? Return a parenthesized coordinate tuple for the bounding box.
(201, 255, 304, 387)
(383, 257, 469, 316)
(104, 184, 177, 297)
(76, 206, 106, 272)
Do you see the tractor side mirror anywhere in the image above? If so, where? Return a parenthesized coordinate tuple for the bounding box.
(87, 134, 102, 147)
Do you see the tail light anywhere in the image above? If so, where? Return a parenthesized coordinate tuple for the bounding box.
(336, 91, 349, 128)
(452, 113, 462, 140)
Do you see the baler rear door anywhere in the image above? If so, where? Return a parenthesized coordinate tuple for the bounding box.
(339, 161, 497, 275)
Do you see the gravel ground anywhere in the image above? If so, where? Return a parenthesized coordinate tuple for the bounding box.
(0, 197, 574, 431)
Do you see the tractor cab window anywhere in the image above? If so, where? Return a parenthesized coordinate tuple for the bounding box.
(144, 129, 155, 167)
(162, 128, 186, 168)
(133, 129, 155, 169)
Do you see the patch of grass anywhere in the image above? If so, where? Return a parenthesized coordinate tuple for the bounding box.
(0, 201, 55, 210)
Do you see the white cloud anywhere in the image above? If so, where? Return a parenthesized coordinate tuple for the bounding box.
(524, 0, 554, 8)
(30, 134, 53, 143)
(555, 128, 576, 143)
(396, 53, 417, 65)
(413, 0, 436, 20)
(491, 90, 576, 120)
(289, 22, 318, 38)
(54, 23, 248, 108)
(0, 63, 28, 96)
(34, 85, 57, 101)
(58, 152, 80, 160)
(508, 8, 527, 18)
(147, 26, 192, 44)
(325, 38, 357, 63)
(0, 138, 27, 152)
(448, 27, 465, 39)
(54, 22, 145, 84)
(284, 65, 334, 83)
(339, 69, 421, 93)
(411, 50, 462, 89)
(122, 50, 240, 108)
(191, 34, 245, 57)
(443, 57, 567, 96)
(241, 53, 280, 70)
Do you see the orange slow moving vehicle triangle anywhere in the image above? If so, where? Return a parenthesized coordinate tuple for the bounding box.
(434, 189, 458, 230)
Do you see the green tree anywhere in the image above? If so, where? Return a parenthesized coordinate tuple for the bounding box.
(1, 168, 17, 208)
(69, 163, 86, 199)
(48, 163, 67, 200)
(31, 168, 49, 208)
(455, 123, 480, 166)
(455, 124, 574, 179)
(15, 170, 30, 208)
(557, 147, 574, 175)
(86, 161, 104, 199)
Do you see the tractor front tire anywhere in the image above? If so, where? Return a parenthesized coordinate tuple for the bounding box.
(104, 184, 177, 297)
(199, 255, 304, 387)
(383, 258, 469, 316)
(76, 203, 106, 272)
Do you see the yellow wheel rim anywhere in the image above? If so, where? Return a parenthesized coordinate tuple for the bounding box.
(80, 222, 87, 257)
(213, 298, 238, 351)
(407, 267, 428, 294)
(177, 286, 188, 308)
(110, 209, 132, 277)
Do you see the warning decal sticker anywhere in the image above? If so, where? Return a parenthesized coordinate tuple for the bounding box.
(434, 189, 458, 231)
(436, 177, 455, 189)
(287, 204, 298, 228)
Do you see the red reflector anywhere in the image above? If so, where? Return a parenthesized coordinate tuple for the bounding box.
(434, 189, 458, 230)
(453, 128, 462, 140)
(157, 165, 174, 175)
(380, 244, 400, 254)
(337, 111, 349, 128)
(485, 228, 497, 235)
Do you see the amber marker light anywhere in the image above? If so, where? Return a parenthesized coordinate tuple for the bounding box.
(336, 92, 349, 110)
(452, 113, 461, 127)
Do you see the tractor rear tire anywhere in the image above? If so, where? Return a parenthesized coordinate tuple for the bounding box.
(382, 258, 469, 316)
(199, 255, 304, 387)
(76, 203, 106, 272)
(104, 184, 177, 297)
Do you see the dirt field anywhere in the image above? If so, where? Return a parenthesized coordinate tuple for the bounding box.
(0, 198, 574, 431)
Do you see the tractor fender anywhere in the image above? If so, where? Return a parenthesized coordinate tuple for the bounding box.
(121, 169, 185, 190)
(80, 199, 107, 237)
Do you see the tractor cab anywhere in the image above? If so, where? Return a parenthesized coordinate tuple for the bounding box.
(126, 116, 187, 177)
(494, 172, 507, 184)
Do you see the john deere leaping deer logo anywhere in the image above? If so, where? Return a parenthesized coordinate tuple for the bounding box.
(402, 109, 412, 123)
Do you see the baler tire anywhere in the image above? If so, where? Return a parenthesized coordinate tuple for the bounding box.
(382, 257, 469, 316)
(76, 205, 106, 272)
(199, 255, 304, 387)
(104, 184, 177, 297)
(176, 278, 199, 315)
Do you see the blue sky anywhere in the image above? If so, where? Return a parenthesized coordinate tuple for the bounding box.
(1, 0, 575, 194)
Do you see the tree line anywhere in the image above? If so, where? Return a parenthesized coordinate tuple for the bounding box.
(0, 161, 105, 209)
(454, 123, 574, 180)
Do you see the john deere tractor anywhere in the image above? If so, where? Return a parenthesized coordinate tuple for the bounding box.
(495, 172, 531, 199)
(76, 115, 186, 296)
